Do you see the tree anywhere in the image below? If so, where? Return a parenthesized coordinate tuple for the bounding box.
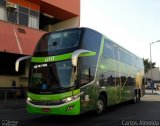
(143, 58, 156, 73)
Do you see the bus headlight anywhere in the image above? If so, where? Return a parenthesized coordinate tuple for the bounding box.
(27, 97, 32, 102)
(62, 97, 73, 103)
(62, 95, 80, 103)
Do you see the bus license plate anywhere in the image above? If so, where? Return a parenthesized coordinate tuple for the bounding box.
(42, 108, 51, 112)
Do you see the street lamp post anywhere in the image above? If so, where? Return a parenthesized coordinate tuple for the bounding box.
(149, 40, 160, 93)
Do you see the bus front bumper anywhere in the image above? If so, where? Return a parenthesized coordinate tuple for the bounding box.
(26, 98, 80, 115)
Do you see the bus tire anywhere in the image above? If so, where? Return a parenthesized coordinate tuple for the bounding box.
(95, 95, 107, 115)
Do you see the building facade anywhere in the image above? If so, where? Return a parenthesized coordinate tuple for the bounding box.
(145, 67, 160, 81)
(0, 0, 80, 87)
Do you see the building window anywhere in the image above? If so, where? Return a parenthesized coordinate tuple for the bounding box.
(7, 7, 17, 23)
(19, 12, 28, 26)
(5, 2, 39, 29)
(0, 0, 6, 7)
(0, 6, 7, 21)
(28, 15, 38, 29)
(28, 10, 39, 29)
(18, 6, 28, 26)
(30, 10, 38, 17)
(7, 2, 18, 23)
(19, 6, 29, 14)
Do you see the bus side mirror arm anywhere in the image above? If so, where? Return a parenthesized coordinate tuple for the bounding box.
(15, 56, 31, 72)
(72, 49, 91, 67)
(71, 49, 91, 84)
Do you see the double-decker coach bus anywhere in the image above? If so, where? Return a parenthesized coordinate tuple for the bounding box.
(16, 27, 144, 115)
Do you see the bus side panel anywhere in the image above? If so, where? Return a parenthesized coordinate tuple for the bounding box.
(97, 36, 143, 106)
(80, 83, 100, 114)
(78, 28, 103, 114)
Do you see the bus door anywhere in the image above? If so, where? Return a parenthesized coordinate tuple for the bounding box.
(113, 45, 121, 103)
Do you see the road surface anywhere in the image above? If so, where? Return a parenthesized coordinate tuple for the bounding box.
(0, 92, 160, 126)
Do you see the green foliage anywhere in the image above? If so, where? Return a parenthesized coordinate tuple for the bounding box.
(143, 58, 156, 73)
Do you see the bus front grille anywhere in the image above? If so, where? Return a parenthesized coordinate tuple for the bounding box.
(30, 100, 65, 106)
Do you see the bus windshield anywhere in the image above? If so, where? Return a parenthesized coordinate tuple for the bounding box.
(29, 60, 74, 92)
(34, 29, 81, 56)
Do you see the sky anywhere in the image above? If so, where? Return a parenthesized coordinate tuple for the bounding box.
(80, 0, 160, 67)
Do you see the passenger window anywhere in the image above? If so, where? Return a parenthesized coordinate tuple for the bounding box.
(79, 68, 90, 86)
(99, 74, 106, 86)
(114, 46, 119, 60)
(103, 39, 114, 58)
(119, 49, 128, 64)
(100, 71, 115, 86)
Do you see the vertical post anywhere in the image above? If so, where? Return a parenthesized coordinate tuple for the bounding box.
(149, 40, 160, 94)
(149, 43, 153, 93)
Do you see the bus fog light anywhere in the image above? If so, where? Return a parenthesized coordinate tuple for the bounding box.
(66, 105, 75, 111)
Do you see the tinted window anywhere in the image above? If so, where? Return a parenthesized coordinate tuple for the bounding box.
(136, 58, 144, 69)
(7, 9, 17, 23)
(79, 67, 90, 86)
(103, 39, 114, 58)
(34, 29, 81, 56)
(129, 54, 135, 65)
(30, 10, 38, 17)
(19, 13, 28, 26)
(119, 49, 128, 64)
(29, 60, 73, 91)
(79, 29, 102, 84)
(0, 0, 6, 6)
(100, 71, 115, 86)
(48, 30, 80, 54)
(114, 46, 119, 60)
(19, 6, 29, 14)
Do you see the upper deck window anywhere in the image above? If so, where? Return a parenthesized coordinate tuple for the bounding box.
(103, 39, 114, 58)
(34, 29, 81, 56)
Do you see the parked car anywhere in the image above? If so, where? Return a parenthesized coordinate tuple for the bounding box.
(145, 81, 157, 90)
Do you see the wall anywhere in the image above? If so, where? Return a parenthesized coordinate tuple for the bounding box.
(0, 60, 30, 87)
(0, 20, 46, 55)
(48, 16, 80, 32)
(145, 67, 160, 81)
(0, 75, 28, 87)
(0, 76, 20, 87)
(41, 0, 80, 16)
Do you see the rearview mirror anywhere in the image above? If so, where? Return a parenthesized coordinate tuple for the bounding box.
(15, 56, 31, 71)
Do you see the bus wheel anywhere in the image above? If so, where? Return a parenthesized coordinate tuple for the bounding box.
(95, 95, 106, 114)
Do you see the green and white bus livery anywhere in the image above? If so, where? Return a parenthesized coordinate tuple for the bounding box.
(16, 27, 144, 115)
